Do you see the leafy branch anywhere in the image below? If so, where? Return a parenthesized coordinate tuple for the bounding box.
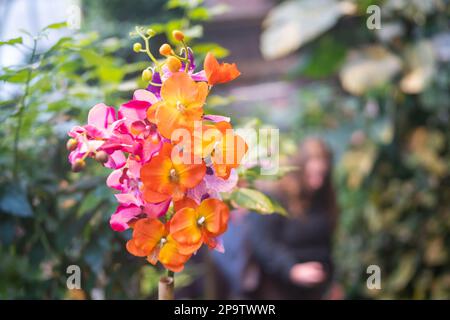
(12, 37, 37, 179)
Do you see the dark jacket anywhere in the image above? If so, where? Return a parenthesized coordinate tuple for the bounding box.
(246, 206, 334, 299)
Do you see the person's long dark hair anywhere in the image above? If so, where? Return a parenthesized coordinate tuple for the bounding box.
(278, 138, 339, 227)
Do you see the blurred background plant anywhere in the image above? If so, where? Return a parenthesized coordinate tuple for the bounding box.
(1, 0, 449, 299)
(257, 0, 450, 299)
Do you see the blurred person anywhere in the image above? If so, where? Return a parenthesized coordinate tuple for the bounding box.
(245, 137, 340, 299)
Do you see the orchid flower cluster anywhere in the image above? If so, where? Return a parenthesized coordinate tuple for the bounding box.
(66, 28, 246, 272)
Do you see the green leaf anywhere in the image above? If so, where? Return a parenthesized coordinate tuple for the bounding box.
(0, 99, 16, 109)
(230, 188, 274, 214)
(80, 49, 105, 67)
(301, 37, 347, 79)
(271, 198, 288, 216)
(77, 191, 104, 217)
(47, 100, 68, 112)
(43, 22, 67, 30)
(47, 36, 72, 53)
(75, 31, 99, 47)
(0, 68, 29, 83)
(188, 7, 210, 21)
(0, 99, 18, 122)
(167, 0, 199, 10)
(0, 184, 33, 217)
(0, 37, 23, 46)
(192, 43, 229, 58)
(146, 23, 165, 34)
(98, 65, 124, 84)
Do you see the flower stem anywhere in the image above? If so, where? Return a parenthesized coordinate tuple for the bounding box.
(135, 27, 161, 72)
(181, 41, 190, 72)
(158, 270, 175, 300)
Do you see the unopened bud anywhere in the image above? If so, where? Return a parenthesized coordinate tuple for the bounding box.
(142, 69, 153, 82)
(66, 138, 78, 151)
(166, 56, 182, 73)
(159, 43, 173, 56)
(95, 151, 109, 163)
(172, 30, 185, 42)
(72, 159, 86, 172)
(133, 42, 142, 52)
(146, 28, 156, 37)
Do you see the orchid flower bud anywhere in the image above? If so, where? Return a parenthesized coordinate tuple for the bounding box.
(166, 56, 182, 73)
(133, 42, 142, 52)
(71, 159, 86, 172)
(95, 151, 109, 164)
(172, 30, 185, 42)
(142, 69, 153, 82)
(66, 138, 78, 151)
(159, 43, 173, 56)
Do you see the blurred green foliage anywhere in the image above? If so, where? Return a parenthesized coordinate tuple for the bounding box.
(0, 1, 225, 299)
(262, 0, 450, 298)
(0, 22, 148, 299)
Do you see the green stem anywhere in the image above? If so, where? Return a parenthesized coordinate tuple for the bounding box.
(181, 40, 190, 72)
(135, 27, 161, 71)
(13, 38, 37, 179)
(143, 37, 160, 67)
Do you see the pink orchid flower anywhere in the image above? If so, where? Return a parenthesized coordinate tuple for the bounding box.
(107, 159, 170, 231)
(187, 168, 238, 203)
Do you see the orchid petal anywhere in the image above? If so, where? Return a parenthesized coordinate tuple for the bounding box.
(203, 114, 231, 123)
(106, 169, 124, 191)
(133, 89, 158, 103)
(104, 150, 127, 169)
(142, 199, 171, 219)
(110, 204, 142, 232)
(88, 103, 116, 130)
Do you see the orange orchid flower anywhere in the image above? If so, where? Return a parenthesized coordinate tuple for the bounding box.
(169, 198, 229, 254)
(173, 196, 198, 213)
(211, 122, 248, 179)
(126, 218, 190, 272)
(140, 142, 206, 203)
(171, 120, 247, 179)
(171, 120, 224, 160)
(204, 52, 241, 85)
(147, 72, 209, 139)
